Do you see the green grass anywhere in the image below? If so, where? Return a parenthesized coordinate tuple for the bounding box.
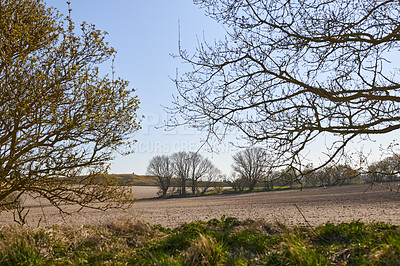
(0, 217, 399, 265)
(110, 174, 159, 186)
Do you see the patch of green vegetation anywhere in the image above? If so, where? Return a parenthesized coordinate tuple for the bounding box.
(110, 174, 160, 186)
(203, 189, 223, 196)
(0, 238, 45, 266)
(0, 217, 399, 265)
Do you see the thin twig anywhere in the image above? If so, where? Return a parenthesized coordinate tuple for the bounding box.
(293, 204, 313, 230)
(294, 203, 330, 243)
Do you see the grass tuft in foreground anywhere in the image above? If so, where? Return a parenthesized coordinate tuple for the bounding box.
(0, 216, 399, 265)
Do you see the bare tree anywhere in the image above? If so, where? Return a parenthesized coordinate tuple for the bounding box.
(198, 164, 221, 194)
(302, 163, 319, 187)
(313, 167, 332, 187)
(225, 173, 245, 192)
(232, 147, 269, 191)
(170, 0, 400, 180)
(368, 154, 400, 182)
(147, 155, 174, 198)
(170, 151, 220, 195)
(187, 152, 220, 194)
(324, 164, 357, 185)
(171, 152, 190, 195)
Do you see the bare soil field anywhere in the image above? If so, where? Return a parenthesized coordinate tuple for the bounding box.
(0, 183, 399, 228)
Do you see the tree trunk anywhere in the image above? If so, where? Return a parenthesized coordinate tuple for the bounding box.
(181, 179, 186, 195)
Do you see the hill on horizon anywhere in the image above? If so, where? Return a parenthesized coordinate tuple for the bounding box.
(109, 174, 158, 186)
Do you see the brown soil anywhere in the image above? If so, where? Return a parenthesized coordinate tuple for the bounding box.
(0, 183, 399, 228)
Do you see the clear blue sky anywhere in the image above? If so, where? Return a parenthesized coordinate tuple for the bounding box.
(47, 0, 238, 175)
(47, 1, 399, 176)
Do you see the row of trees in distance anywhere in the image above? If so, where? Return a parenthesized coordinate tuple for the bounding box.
(148, 147, 400, 197)
(230, 150, 400, 192)
(146, 148, 277, 197)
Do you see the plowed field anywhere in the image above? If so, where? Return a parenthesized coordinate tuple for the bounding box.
(0, 183, 399, 228)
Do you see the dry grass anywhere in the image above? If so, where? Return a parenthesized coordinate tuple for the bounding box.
(0, 217, 399, 265)
(183, 233, 227, 265)
(0, 218, 166, 265)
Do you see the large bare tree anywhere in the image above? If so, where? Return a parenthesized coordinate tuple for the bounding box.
(171, 152, 191, 195)
(232, 147, 269, 191)
(170, 151, 220, 195)
(0, 0, 140, 215)
(171, 0, 400, 179)
(187, 152, 220, 194)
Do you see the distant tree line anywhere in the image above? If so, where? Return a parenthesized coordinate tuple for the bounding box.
(228, 148, 400, 191)
(148, 148, 400, 197)
(297, 154, 400, 187)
